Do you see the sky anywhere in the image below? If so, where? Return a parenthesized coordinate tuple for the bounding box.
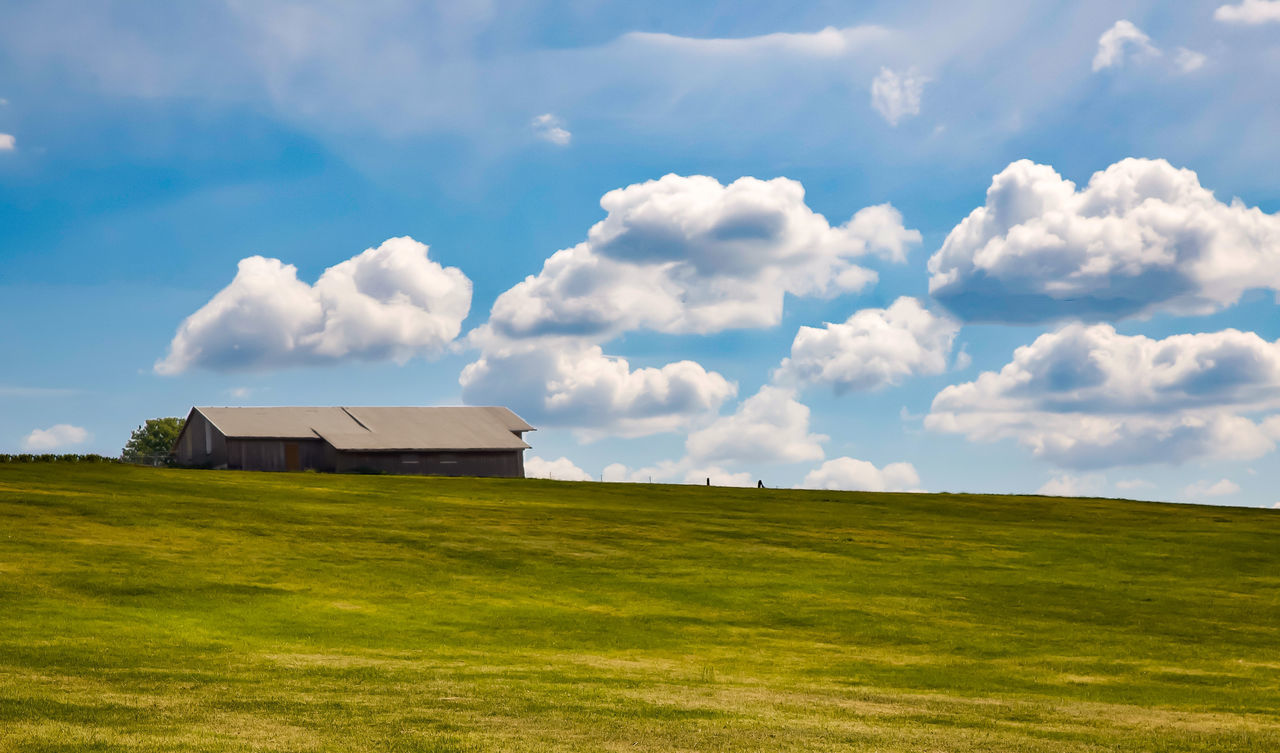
(2, 0, 1280, 507)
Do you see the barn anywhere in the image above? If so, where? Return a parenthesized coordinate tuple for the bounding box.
(173, 406, 533, 477)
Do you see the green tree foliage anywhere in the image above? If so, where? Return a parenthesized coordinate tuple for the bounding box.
(121, 417, 186, 464)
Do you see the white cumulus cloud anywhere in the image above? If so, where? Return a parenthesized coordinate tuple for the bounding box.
(775, 297, 959, 392)
(685, 385, 826, 465)
(599, 386, 830, 488)
(928, 158, 1280, 323)
(1092, 20, 1160, 72)
(602, 388, 831, 487)
(157, 237, 471, 373)
(22, 424, 89, 451)
(525, 456, 592, 481)
(484, 174, 919, 341)
(800, 457, 921, 492)
(870, 67, 927, 125)
(1183, 478, 1241, 498)
(0, 133, 14, 151)
(926, 324, 1280, 469)
(462, 171, 911, 438)
(1215, 1, 1280, 24)
(531, 113, 571, 145)
(459, 341, 736, 439)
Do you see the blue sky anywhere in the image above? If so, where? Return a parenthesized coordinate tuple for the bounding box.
(3, 0, 1280, 506)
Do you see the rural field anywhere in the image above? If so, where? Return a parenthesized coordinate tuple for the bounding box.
(1, 464, 1278, 752)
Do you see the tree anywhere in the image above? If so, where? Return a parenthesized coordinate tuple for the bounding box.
(121, 417, 186, 465)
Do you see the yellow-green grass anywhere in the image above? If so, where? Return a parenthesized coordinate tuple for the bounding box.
(1, 463, 1278, 752)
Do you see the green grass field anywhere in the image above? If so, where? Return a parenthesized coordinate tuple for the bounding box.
(1, 463, 1278, 752)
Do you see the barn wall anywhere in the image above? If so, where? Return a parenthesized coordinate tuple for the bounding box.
(226, 439, 282, 472)
(335, 450, 524, 478)
(175, 411, 228, 468)
(227, 439, 331, 472)
(298, 440, 332, 471)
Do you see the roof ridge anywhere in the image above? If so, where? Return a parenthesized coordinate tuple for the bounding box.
(339, 406, 373, 433)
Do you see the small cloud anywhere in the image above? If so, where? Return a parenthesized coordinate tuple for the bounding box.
(1183, 478, 1241, 498)
(229, 387, 252, 399)
(684, 466, 756, 487)
(0, 133, 14, 151)
(1115, 478, 1156, 491)
(1093, 20, 1160, 72)
(1092, 24, 1204, 76)
(531, 113, 571, 146)
(800, 457, 922, 492)
(600, 459, 754, 487)
(22, 424, 90, 451)
(1037, 474, 1103, 497)
(952, 344, 972, 371)
(1174, 48, 1207, 73)
(1215, 1, 1280, 25)
(601, 462, 631, 483)
(773, 297, 957, 393)
(525, 455, 592, 481)
(870, 67, 927, 126)
(0, 98, 8, 106)
(624, 25, 886, 58)
(685, 386, 826, 465)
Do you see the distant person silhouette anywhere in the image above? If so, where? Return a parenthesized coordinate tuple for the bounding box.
(757, 479, 764, 488)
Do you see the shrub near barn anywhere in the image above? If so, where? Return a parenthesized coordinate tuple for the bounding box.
(121, 417, 186, 465)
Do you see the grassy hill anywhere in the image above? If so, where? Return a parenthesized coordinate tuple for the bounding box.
(1, 464, 1278, 752)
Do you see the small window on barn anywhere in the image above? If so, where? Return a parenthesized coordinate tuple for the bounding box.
(402, 454, 419, 464)
(204, 422, 212, 455)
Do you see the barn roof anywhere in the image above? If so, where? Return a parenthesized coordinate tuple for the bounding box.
(193, 406, 533, 451)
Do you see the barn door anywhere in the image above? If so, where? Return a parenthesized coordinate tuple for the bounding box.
(285, 443, 301, 471)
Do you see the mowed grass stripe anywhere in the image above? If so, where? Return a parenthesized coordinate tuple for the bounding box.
(0, 464, 1277, 752)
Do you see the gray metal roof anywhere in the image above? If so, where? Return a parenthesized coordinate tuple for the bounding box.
(195, 406, 533, 451)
